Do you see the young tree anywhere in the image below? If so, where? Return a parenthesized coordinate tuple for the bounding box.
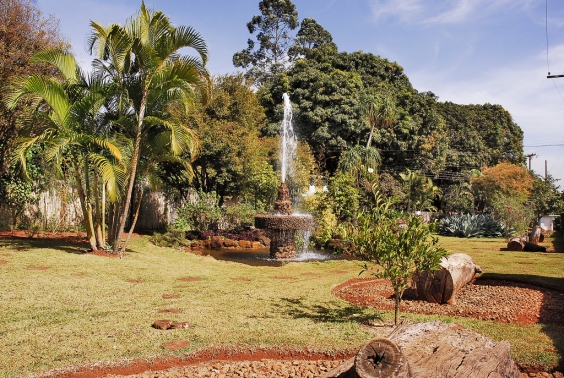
(287, 17, 335, 60)
(350, 205, 447, 325)
(233, 0, 298, 86)
(490, 192, 533, 240)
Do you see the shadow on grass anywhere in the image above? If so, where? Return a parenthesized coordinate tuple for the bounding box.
(0, 237, 86, 254)
(273, 297, 381, 324)
(550, 232, 564, 252)
(480, 273, 564, 292)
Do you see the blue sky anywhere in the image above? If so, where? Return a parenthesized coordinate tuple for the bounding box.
(37, 0, 564, 183)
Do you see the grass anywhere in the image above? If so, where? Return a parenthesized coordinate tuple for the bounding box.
(0, 234, 563, 377)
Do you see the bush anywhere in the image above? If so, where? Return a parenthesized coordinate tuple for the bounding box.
(438, 213, 508, 238)
(223, 202, 260, 230)
(174, 191, 223, 231)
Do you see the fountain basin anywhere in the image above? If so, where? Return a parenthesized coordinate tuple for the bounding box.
(254, 214, 314, 230)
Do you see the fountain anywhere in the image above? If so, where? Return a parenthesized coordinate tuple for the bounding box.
(254, 93, 314, 259)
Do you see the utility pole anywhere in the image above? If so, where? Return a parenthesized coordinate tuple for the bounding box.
(545, 160, 548, 180)
(525, 153, 537, 170)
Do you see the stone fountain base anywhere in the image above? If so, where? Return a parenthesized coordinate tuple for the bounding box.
(254, 183, 314, 259)
(255, 215, 314, 258)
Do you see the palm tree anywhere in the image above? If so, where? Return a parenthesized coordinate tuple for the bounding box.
(399, 168, 441, 212)
(338, 145, 381, 188)
(6, 49, 123, 251)
(363, 94, 396, 148)
(87, 1, 210, 255)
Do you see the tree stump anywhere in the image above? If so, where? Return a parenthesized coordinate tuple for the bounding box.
(321, 321, 521, 378)
(530, 226, 541, 244)
(414, 253, 481, 304)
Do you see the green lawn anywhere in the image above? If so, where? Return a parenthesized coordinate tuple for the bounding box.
(0, 234, 563, 377)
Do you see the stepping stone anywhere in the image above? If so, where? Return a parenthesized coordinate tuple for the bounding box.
(170, 321, 192, 329)
(126, 279, 145, 283)
(1, 253, 12, 257)
(178, 277, 202, 282)
(27, 266, 49, 270)
(270, 276, 295, 280)
(153, 319, 172, 330)
(158, 309, 181, 314)
(162, 340, 191, 350)
(0, 260, 7, 265)
(230, 277, 252, 282)
(162, 294, 180, 299)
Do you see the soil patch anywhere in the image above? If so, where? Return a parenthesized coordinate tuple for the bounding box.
(230, 277, 252, 282)
(1, 253, 12, 257)
(87, 249, 121, 258)
(161, 340, 191, 351)
(178, 277, 202, 282)
(0, 260, 7, 265)
(333, 277, 564, 325)
(158, 309, 181, 314)
(301, 272, 321, 277)
(270, 276, 295, 280)
(162, 294, 180, 299)
(27, 265, 49, 271)
(329, 270, 348, 274)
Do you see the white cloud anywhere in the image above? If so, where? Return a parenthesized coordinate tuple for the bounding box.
(370, 0, 535, 25)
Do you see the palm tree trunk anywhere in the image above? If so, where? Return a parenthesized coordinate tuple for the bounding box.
(113, 96, 146, 256)
(366, 123, 375, 148)
(92, 164, 104, 249)
(123, 187, 144, 252)
(72, 158, 97, 251)
(101, 183, 106, 243)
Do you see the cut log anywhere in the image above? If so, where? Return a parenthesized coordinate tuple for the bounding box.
(507, 237, 525, 251)
(321, 321, 521, 378)
(354, 338, 411, 378)
(530, 226, 541, 244)
(523, 241, 547, 252)
(415, 253, 481, 305)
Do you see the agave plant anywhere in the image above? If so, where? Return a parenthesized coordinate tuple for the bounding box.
(438, 213, 510, 238)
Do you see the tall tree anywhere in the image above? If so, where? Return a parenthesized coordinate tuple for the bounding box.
(233, 0, 298, 86)
(288, 17, 335, 60)
(88, 2, 210, 255)
(0, 0, 67, 173)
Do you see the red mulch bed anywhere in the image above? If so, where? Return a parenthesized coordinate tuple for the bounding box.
(333, 277, 564, 326)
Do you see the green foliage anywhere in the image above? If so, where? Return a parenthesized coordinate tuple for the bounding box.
(436, 102, 524, 171)
(149, 230, 191, 249)
(399, 169, 441, 212)
(326, 171, 359, 222)
(529, 174, 564, 219)
(349, 206, 447, 325)
(223, 202, 261, 230)
(233, 0, 299, 85)
(490, 193, 534, 239)
(440, 182, 474, 214)
(262, 48, 448, 174)
(174, 191, 223, 231)
(437, 213, 507, 238)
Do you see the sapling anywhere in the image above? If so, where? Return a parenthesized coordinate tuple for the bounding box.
(349, 207, 447, 325)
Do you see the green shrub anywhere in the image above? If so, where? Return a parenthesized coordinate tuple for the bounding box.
(438, 213, 508, 238)
(223, 202, 259, 230)
(174, 191, 223, 231)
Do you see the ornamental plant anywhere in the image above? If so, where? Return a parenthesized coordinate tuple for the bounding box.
(349, 203, 447, 325)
